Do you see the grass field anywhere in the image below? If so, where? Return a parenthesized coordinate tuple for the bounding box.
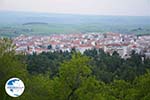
(0, 23, 150, 37)
(0, 11, 150, 37)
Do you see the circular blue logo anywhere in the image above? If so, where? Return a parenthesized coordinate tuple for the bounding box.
(5, 78, 25, 97)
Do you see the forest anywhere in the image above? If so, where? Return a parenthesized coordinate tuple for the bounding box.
(0, 38, 150, 100)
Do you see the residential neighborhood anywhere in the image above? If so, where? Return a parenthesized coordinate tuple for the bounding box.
(13, 32, 150, 59)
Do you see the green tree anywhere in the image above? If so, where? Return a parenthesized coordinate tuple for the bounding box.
(0, 38, 27, 100)
(21, 74, 54, 100)
(52, 53, 92, 100)
(126, 71, 150, 100)
(110, 80, 131, 100)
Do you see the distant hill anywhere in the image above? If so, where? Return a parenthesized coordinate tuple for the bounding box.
(0, 11, 150, 37)
(0, 11, 150, 25)
(23, 22, 48, 25)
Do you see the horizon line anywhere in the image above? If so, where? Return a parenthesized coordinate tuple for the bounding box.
(0, 10, 150, 17)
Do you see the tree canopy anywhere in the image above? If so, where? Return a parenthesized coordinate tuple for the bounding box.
(0, 39, 150, 100)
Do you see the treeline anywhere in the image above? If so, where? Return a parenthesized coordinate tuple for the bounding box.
(0, 39, 150, 100)
(22, 22, 48, 25)
(25, 48, 150, 83)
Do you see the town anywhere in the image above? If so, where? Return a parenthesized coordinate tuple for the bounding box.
(13, 32, 150, 59)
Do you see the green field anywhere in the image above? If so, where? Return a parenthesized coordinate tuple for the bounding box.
(0, 11, 150, 37)
(0, 23, 150, 37)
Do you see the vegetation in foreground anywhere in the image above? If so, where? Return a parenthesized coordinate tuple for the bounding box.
(0, 38, 150, 100)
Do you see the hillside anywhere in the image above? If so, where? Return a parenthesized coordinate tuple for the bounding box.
(0, 11, 150, 37)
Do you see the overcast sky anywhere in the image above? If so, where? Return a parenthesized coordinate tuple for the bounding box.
(0, 0, 150, 16)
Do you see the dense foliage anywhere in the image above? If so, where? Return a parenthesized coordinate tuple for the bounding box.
(0, 39, 150, 100)
(25, 48, 149, 83)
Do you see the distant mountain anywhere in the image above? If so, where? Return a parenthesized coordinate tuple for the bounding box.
(0, 11, 150, 25)
(23, 22, 48, 25)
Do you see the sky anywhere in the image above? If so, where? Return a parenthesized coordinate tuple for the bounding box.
(0, 0, 150, 16)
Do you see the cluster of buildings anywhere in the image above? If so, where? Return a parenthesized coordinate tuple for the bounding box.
(13, 32, 150, 59)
